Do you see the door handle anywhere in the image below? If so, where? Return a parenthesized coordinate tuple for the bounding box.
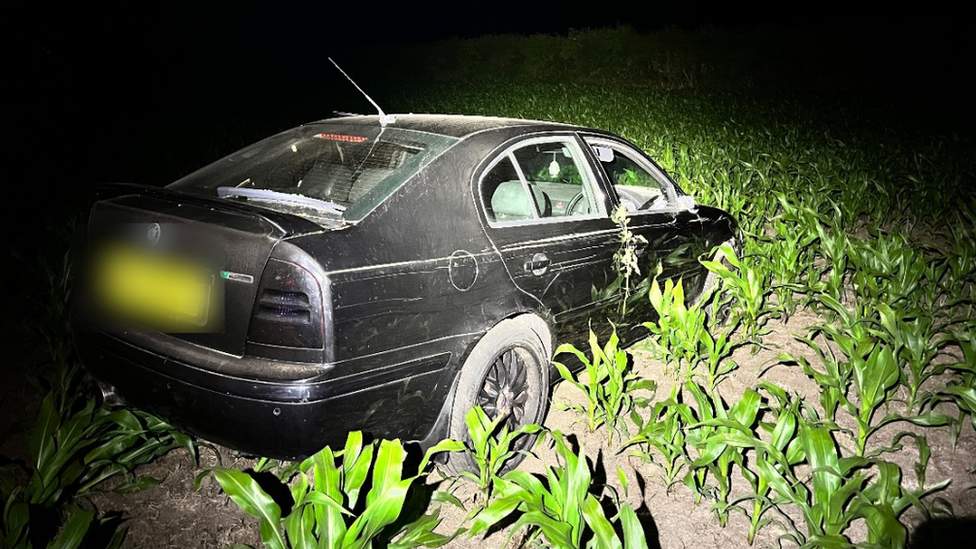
(524, 253, 550, 276)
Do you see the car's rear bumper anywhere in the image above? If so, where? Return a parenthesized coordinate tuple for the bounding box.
(74, 324, 454, 460)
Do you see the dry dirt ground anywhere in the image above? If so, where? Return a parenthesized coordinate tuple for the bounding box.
(79, 311, 976, 549)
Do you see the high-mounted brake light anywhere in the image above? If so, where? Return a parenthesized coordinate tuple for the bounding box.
(314, 133, 368, 143)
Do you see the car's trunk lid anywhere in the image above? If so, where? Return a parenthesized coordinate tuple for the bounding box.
(85, 184, 327, 357)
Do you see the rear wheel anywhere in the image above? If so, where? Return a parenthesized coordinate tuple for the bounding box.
(440, 318, 549, 476)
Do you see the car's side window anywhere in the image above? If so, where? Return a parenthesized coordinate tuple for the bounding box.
(481, 156, 545, 222)
(481, 137, 604, 225)
(587, 139, 675, 212)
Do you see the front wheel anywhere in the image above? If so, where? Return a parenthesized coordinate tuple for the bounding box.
(440, 318, 550, 476)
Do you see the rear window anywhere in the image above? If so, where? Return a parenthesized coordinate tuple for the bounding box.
(169, 122, 458, 222)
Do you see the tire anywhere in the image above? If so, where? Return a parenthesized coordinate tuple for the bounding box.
(440, 317, 550, 476)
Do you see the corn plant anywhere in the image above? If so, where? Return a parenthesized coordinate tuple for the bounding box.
(732, 405, 869, 548)
(0, 389, 189, 549)
(469, 430, 650, 549)
(699, 244, 771, 343)
(875, 302, 956, 414)
(738, 384, 954, 547)
(214, 432, 463, 549)
(553, 329, 656, 444)
(0, 499, 122, 549)
(939, 215, 976, 296)
(761, 195, 821, 319)
(929, 326, 976, 450)
(808, 206, 851, 303)
(739, 382, 805, 544)
(642, 274, 705, 379)
(629, 269, 744, 492)
(694, 302, 744, 394)
(449, 405, 543, 500)
(30, 395, 191, 506)
(682, 385, 761, 527)
(785, 317, 900, 455)
(848, 229, 929, 309)
(624, 398, 695, 489)
(854, 439, 950, 549)
(791, 293, 954, 454)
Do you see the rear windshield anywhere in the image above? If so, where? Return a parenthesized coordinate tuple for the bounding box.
(169, 122, 458, 223)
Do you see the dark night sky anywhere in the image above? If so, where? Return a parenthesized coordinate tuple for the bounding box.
(3, 1, 972, 202)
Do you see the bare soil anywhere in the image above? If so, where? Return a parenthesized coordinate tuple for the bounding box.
(79, 312, 976, 549)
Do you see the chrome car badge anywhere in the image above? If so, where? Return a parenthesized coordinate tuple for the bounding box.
(147, 223, 161, 246)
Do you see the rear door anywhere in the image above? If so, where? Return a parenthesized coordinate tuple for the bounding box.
(476, 134, 620, 343)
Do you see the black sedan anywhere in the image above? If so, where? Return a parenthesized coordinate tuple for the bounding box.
(74, 114, 735, 465)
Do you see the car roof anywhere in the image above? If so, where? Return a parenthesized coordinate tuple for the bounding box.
(312, 114, 589, 139)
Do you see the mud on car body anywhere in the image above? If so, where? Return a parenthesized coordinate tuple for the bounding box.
(73, 114, 736, 463)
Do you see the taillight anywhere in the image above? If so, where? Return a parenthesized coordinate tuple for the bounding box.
(247, 259, 324, 353)
(256, 289, 312, 325)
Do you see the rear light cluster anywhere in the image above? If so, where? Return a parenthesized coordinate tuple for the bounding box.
(256, 289, 312, 325)
(247, 258, 324, 358)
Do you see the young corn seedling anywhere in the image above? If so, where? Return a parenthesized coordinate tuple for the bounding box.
(695, 299, 744, 394)
(738, 382, 806, 545)
(875, 302, 955, 414)
(809, 207, 850, 304)
(940, 217, 976, 295)
(452, 405, 543, 501)
(853, 437, 950, 549)
(643, 273, 706, 377)
(846, 341, 901, 457)
(848, 229, 926, 308)
(785, 309, 900, 455)
(767, 413, 869, 548)
(2, 390, 189, 549)
(769, 194, 823, 303)
(24, 392, 190, 508)
(214, 431, 463, 549)
(683, 385, 762, 528)
(688, 383, 872, 547)
(786, 292, 874, 424)
(624, 399, 695, 489)
(470, 430, 650, 549)
(553, 328, 656, 444)
(931, 325, 976, 450)
(699, 243, 771, 343)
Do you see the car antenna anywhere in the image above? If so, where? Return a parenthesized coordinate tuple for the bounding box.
(328, 58, 396, 127)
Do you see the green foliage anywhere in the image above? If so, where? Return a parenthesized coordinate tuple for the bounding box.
(553, 329, 656, 444)
(2, 210, 192, 549)
(625, 397, 694, 489)
(215, 432, 463, 549)
(451, 406, 541, 500)
(469, 430, 649, 549)
(700, 244, 771, 343)
(24, 394, 186, 508)
(643, 269, 742, 394)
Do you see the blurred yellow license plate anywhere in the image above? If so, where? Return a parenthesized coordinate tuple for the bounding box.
(95, 245, 214, 329)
